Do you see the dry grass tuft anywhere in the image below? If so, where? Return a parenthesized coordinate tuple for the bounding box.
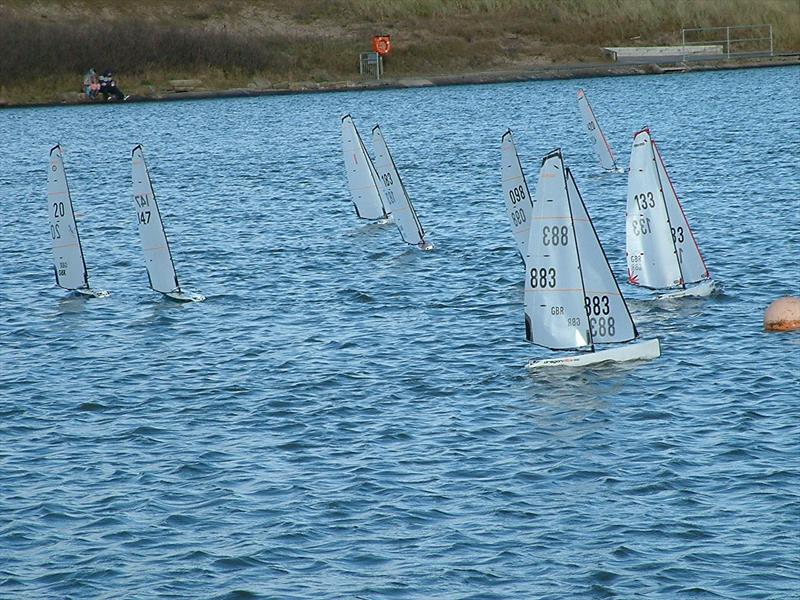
(0, 0, 797, 103)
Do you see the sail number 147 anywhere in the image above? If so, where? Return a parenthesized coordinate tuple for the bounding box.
(134, 193, 151, 225)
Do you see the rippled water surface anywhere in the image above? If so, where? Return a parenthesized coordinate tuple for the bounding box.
(1, 66, 799, 598)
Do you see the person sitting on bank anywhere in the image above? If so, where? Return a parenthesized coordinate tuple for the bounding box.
(99, 68, 126, 101)
(83, 68, 100, 99)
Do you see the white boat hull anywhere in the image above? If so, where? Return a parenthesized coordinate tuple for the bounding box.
(75, 287, 110, 298)
(657, 279, 716, 299)
(164, 290, 205, 302)
(527, 338, 661, 369)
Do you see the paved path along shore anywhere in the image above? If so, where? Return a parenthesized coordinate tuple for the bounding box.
(2, 54, 797, 109)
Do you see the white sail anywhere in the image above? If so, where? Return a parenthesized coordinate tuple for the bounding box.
(566, 169, 636, 344)
(653, 141, 709, 284)
(525, 150, 590, 350)
(371, 125, 426, 246)
(47, 144, 89, 291)
(626, 128, 710, 290)
(341, 115, 387, 221)
(525, 149, 656, 367)
(577, 88, 618, 171)
(131, 145, 180, 295)
(501, 130, 534, 256)
(626, 129, 683, 289)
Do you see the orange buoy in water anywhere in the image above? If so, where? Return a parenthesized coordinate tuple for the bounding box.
(764, 296, 800, 331)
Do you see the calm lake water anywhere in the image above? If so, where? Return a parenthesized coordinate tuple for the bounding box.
(1, 65, 799, 598)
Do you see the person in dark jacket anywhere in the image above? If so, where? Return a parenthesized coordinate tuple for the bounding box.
(99, 69, 126, 101)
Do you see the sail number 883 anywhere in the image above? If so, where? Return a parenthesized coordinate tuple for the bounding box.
(542, 225, 569, 246)
(585, 295, 614, 337)
(530, 267, 556, 288)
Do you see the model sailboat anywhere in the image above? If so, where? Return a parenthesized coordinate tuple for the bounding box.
(626, 128, 713, 298)
(576, 89, 620, 172)
(47, 144, 108, 298)
(131, 145, 204, 302)
(371, 125, 433, 250)
(524, 149, 660, 368)
(341, 115, 389, 222)
(501, 130, 534, 257)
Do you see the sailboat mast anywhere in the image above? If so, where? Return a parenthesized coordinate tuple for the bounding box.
(561, 162, 595, 352)
(648, 137, 686, 288)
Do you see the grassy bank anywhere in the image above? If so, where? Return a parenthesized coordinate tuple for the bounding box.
(1, 0, 798, 104)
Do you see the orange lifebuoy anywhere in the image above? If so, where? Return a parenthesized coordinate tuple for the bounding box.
(372, 35, 391, 56)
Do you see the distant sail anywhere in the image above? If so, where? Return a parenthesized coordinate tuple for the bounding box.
(501, 130, 534, 256)
(131, 145, 180, 295)
(371, 125, 427, 247)
(341, 115, 388, 221)
(626, 128, 710, 290)
(47, 144, 90, 292)
(577, 88, 618, 171)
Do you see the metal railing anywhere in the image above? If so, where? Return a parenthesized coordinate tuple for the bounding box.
(359, 52, 383, 80)
(681, 24, 773, 60)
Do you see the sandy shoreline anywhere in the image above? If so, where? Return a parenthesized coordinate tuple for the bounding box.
(2, 54, 798, 110)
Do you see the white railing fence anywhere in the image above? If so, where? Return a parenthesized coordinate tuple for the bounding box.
(681, 24, 773, 60)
